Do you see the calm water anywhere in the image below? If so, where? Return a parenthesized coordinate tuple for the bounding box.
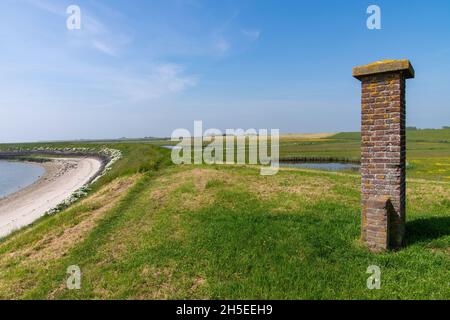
(280, 162, 360, 171)
(0, 161, 45, 199)
(161, 146, 360, 172)
(161, 145, 181, 150)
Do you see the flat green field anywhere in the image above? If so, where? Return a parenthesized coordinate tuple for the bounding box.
(152, 128, 450, 180)
(285, 132, 450, 181)
(0, 129, 448, 299)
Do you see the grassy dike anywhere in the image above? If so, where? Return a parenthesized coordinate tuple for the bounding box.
(0, 133, 448, 299)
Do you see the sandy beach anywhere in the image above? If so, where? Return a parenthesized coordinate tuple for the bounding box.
(0, 157, 102, 238)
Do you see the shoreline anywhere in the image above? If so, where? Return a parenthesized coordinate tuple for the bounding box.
(0, 157, 102, 239)
(0, 160, 46, 200)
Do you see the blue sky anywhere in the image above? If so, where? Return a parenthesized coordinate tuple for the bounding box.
(0, 0, 449, 142)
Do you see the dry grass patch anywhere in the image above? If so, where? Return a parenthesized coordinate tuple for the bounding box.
(235, 171, 358, 212)
(132, 265, 208, 300)
(0, 175, 139, 272)
(149, 168, 234, 211)
(132, 265, 178, 299)
(408, 180, 450, 210)
(0, 174, 140, 298)
(156, 167, 358, 214)
(281, 133, 335, 139)
(31, 175, 138, 262)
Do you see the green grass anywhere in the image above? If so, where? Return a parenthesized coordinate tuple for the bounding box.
(0, 129, 448, 299)
(1, 165, 448, 299)
(149, 128, 450, 180)
(329, 129, 450, 180)
(333, 128, 450, 142)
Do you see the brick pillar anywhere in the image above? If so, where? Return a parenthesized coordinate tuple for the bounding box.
(353, 60, 415, 252)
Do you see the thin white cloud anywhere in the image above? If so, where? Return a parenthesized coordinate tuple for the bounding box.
(83, 15, 107, 35)
(12, 0, 197, 104)
(92, 40, 118, 57)
(0, 60, 199, 109)
(25, 0, 125, 57)
(25, 0, 64, 16)
(214, 38, 231, 54)
(113, 63, 197, 102)
(92, 63, 198, 103)
(242, 29, 261, 41)
(156, 64, 197, 92)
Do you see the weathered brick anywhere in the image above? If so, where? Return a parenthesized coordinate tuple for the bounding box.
(353, 60, 414, 252)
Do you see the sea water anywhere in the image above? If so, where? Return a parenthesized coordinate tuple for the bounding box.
(0, 161, 45, 199)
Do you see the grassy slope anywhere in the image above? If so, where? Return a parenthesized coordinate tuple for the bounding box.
(0, 131, 448, 299)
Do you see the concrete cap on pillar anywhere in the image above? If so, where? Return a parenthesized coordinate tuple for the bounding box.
(352, 59, 415, 80)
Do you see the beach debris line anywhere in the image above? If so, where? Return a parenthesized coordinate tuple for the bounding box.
(47, 148, 122, 215)
(0, 147, 122, 215)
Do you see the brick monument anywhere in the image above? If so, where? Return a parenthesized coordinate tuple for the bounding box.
(353, 60, 415, 252)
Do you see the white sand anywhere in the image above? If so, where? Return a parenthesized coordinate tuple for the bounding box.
(0, 158, 102, 238)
